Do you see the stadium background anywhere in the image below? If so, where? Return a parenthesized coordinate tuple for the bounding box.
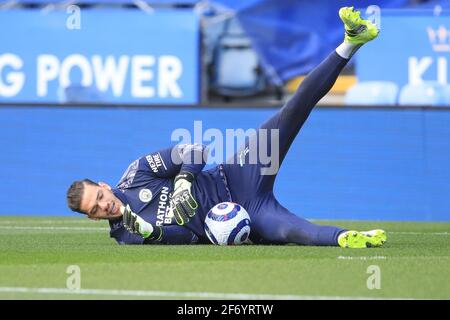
(0, 0, 449, 223)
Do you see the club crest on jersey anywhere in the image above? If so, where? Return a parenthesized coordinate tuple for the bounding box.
(139, 188, 153, 203)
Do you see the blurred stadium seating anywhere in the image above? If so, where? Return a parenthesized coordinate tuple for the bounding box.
(398, 82, 450, 106)
(444, 84, 450, 103)
(345, 81, 399, 106)
(1, 0, 449, 105)
(208, 17, 267, 101)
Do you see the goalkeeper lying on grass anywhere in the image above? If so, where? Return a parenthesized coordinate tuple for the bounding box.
(67, 7, 387, 248)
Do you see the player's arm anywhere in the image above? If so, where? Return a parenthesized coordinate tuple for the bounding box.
(141, 144, 208, 179)
(170, 171, 198, 225)
(142, 144, 208, 226)
(119, 205, 198, 245)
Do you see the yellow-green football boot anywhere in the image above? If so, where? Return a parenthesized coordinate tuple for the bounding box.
(338, 229, 387, 248)
(339, 6, 379, 45)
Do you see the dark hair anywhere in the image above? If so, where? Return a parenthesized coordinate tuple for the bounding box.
(67, 179, 98, 214)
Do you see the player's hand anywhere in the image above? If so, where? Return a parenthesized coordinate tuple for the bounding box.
(170, 171, 198, 225)
(121, 204, 162, 240)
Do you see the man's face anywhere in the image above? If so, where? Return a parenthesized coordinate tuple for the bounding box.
(80, 182, 123, 220)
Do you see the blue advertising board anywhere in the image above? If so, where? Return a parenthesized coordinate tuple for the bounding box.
(0, 9, 200, 104)
(0, 106, 449, 221)
(357, 10, 450, 87)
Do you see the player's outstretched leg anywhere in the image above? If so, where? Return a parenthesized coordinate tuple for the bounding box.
(249, 195, 345, 246)
(223, 7, 380, 204)
(249, 194, 387, 248)
(272, 5, 380, 165)
(256, 6, 380, 190)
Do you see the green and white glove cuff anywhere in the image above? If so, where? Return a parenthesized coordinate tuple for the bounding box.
(121, 204, 162, 240)
(135, 216, 154, 238)
(174, 171, 195, 185)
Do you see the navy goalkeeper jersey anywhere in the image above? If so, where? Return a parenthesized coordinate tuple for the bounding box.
(108, 144, 231, 245)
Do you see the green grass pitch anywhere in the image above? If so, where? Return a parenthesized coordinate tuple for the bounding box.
(0, 216, 449, 300)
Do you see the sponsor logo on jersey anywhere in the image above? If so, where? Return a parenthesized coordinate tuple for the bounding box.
(156, 186, 173, 226)
(146, 153, 167, 173)
(138, 188, 153, 203)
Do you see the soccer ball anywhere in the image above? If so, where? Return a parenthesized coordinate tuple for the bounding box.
(204, 202, 251, 245)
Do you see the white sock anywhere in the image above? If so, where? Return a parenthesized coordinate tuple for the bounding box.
(335, 42, 362, 59)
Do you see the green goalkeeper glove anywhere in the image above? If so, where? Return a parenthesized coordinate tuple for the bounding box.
(121, 204, 162, 240)
(170, 171, 198, 225)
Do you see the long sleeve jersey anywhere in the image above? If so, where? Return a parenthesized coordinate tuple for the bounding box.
(108, 144, 232, 245)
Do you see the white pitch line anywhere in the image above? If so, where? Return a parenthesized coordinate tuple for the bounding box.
(337, 256, 387, 260)
(0, 220, 97, 224)
(0, 287, 411, 300)
(0, 226, 108, 231)
(390, 232, 450, 235)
